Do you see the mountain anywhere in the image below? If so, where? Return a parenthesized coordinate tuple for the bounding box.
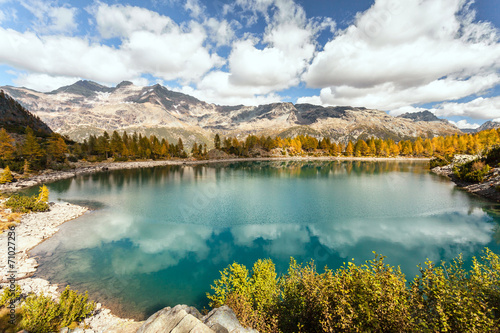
(0, 89, 52, 135)
(476, 120, 500, 132)
(0, 81, 461, 146)
(398, 110, 445, 122)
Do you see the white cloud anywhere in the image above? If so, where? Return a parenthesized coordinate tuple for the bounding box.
(12, 73, 82, 92)
(184, 0, 204, 18)
(434, 96, 500, 120)
(449, 119, 481, 130)
(20, 0, 78, 33)
(93, 3, 175, 39)
(0, 28, 135, 82)
(302, 0, 500, 113)
(221, 0, 316, 96)
(178, 71, 283, 106)
(0, 3, 223, 88)
(204, 18, 235, 46)
(300, 74, 500, 111)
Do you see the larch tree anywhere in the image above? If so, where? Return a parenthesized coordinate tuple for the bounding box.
(0, 128, 15, 160)
(0, 166, 13, 184)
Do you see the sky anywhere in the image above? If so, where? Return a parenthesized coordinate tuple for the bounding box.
(0, 0, 499, 128)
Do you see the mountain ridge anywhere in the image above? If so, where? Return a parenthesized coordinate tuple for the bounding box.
(1, 81, 462, 146)
(0, 89, 52, 135)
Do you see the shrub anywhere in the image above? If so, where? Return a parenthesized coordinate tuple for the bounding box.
(430, 156, 451, 169)
(0, 285, 21, 307)
(208, 250, 500, 333)
(5, 185, 50, 213)
(453, 160, 491, 182)
(20, 286, 95, 333)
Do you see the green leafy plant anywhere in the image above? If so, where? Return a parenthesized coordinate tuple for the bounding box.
(453, 160, 491, 182)
(20, 286, 95, 333)
(5, 185, 49, 213)
(0, 285, 21, 307)
(208, 250, 500, 333)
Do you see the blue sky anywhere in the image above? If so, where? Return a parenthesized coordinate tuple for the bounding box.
(0, 0, 499, 128)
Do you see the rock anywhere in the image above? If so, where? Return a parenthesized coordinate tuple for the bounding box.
(203, 306, 258, 333)
(136, 305, 214, 333)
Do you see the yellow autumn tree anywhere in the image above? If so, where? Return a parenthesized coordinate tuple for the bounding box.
(0, 128, 15, 160)
(37, 185, 49, 203)
(0, 166, 13, 184)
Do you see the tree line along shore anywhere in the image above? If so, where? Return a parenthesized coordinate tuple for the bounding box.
(0, 125, 499, 177)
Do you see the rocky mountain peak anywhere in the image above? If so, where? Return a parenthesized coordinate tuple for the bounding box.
(48, 80, 112, 97)
(477, 120, 500, 132)
(398, 110, 443, 122)
(116, 81, 134, 89)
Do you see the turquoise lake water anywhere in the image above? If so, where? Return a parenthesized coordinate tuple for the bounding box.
(30, 161, 500, 319)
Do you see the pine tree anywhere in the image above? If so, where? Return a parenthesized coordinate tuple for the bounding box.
(0, 166, 13, 184)
(0, 128, 15, 160)
(214, 134, 221, 149)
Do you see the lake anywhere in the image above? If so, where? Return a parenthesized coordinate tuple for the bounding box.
(30, 160, 500, 320)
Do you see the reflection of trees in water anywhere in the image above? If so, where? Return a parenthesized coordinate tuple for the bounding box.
(50, 161, 430, 194)
(482, 205, 500, 244)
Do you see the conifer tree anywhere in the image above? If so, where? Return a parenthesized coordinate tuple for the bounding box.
(345, 141, 354, 156)
(23, 126, 43, 159)
(214, 133, 221, 149)
(0, 166, 13, 184)
(0, 128, 15, 160)
(37, 184, 49, 203)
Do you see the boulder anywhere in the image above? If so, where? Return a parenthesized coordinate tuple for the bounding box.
(202, 306, 258, 333)
(136, 305, 214, 333)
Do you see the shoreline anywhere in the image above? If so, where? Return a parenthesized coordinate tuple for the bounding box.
(0, 201, 143, 331)
(0, 155, 430, 192)
(431, 165, 500, 204)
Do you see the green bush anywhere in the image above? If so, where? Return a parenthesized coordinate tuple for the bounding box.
(208, 250, 500, 333)
(5, 185, 49, 213)
(0, 285, 21, 307)
(430, 156, 451, 169)
(453, 159, 491, 182)
(20, 286, 95, 333)
(5, 195, 49, 213)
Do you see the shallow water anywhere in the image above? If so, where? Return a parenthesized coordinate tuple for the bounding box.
(30, 161, 500, 319)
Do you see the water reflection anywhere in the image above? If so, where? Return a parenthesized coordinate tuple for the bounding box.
(30, 161, 500, 319)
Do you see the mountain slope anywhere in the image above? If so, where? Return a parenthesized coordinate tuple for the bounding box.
(1, 81, 461, 145)
(476, 120, 500, 132)
(0, 89, 52, 135)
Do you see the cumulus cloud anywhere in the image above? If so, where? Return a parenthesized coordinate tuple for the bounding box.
(12, 73, 82, 92)
(302, 0, 500, 114)
(20, 0, 78, 33)
(434, 96, 500, 120)
(449, 119, 481, 130)
(0, 3, 223, 89)
(189, 0, 320, 104)
(0, 28, 134, 82)
(93, 3, 175, 39)
(204, 18, 235, 47)
(299, 74, 500, 111)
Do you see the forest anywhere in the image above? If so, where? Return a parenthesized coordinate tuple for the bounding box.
(0, 125, 500, 174)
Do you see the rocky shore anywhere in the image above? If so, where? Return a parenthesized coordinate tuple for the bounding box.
(431, 155, 500, 203)
(0, 201, 144, 332)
